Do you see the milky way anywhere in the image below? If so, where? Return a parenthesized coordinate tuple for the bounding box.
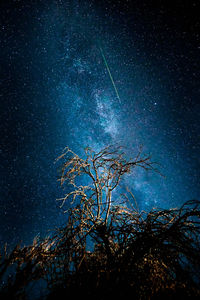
(1, 0, 199, 247)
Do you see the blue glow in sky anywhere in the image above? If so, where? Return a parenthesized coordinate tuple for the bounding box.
(1, 0, 199, 247)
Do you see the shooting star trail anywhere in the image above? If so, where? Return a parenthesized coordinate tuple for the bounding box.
(99, 46, 121, 104)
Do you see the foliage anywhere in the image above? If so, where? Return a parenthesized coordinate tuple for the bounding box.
(1, 146, 200, 299)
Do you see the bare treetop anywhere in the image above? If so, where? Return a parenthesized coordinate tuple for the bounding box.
(56, 145, 158, 225)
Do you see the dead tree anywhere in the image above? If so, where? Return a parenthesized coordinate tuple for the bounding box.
(56, 145, 157, 226)
(1, 145, 200, 299)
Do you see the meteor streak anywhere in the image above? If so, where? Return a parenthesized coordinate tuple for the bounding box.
(99, 46, 121, 104)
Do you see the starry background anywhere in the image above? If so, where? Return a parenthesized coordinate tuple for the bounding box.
(1, 0, 200, 248)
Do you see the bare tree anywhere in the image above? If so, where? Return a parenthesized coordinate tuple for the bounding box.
(55, 145, 157, 226)
(1, 145, 200, 299)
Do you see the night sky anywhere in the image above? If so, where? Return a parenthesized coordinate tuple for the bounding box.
(1, 0, 200, 248)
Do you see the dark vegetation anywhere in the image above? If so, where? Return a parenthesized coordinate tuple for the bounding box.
(1, 146, 200, 299)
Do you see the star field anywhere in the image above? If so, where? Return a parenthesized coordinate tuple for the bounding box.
(0, 0, 200, 247)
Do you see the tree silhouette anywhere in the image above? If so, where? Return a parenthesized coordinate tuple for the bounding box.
(55, 145, 156, 224)
(1, 145, 200, 300)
